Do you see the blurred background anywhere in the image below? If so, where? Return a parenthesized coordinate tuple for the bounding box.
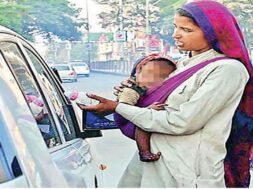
(1, 0, 252, 75)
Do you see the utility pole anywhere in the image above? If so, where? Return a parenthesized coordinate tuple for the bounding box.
(145, 0, 149, 55)
(86, 0, 91, 67)
(119, 0, 123, 31)
(118, 0, 125, 62)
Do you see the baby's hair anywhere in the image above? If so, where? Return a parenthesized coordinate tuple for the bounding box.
(131, 56, 176, 77)
(153, 58, 176, 68)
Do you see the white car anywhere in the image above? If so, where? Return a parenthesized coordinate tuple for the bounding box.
(51, 64, 78, 82)
(0, 25, 107, 187)
(70, 62, 90, 77)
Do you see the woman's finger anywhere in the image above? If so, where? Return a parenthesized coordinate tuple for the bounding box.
(152, 102, 160, 105)
(80, 104, 100, 111)
(86, 93, 105, 102)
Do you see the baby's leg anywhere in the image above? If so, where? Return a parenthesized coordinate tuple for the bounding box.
(135, 127, 161, 162)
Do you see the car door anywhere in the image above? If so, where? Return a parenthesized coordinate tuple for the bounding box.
(0, 35, 103, 187)
(0, 49, 69, 187)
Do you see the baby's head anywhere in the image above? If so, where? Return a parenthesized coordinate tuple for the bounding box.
(133, 55, 176, 88)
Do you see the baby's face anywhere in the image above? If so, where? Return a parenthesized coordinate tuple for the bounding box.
(136, 60, 174, 88)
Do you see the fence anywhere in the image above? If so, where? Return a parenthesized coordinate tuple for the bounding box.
(90, 60, 134, 75)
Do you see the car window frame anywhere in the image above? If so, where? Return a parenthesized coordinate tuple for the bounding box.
(20, 43, 79, 141)
(0, 38, 66, 146)
(18, 37, 102, 139)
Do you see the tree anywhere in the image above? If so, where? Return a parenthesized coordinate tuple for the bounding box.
(94, 0, 186, 46)
(222, 0, 253, 48)
(22, 0, 85, 41)
(151, 0, 186, 45)
(0, 1, 28, 34)
(0, 0, 86, 41)
(95, 0, 160, 32)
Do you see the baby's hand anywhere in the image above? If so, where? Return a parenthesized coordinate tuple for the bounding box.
(147, 102, 168, 110)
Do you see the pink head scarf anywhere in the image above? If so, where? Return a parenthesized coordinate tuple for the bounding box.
(182, 0, 253, 116)
(181, 1, 253, 187)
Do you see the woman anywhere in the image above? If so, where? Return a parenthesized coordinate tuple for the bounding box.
(82, 0, 253, 187)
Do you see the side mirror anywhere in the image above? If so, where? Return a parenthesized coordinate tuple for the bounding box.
(82, 110, 118, 130)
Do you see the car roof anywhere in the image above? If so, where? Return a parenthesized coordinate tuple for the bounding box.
(0, 25, 26, 39)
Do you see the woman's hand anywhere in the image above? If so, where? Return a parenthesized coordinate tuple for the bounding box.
(77, 93, 118, 116)
(147, 102, 168, 110)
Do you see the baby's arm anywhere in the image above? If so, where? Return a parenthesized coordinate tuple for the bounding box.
(117, 81, 147, 105)
(117, 87, 141, 105)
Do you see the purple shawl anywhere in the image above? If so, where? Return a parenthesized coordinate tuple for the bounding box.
(114, 56, 228, 140)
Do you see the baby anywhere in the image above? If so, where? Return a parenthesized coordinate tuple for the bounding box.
(117, 54, 176, 162)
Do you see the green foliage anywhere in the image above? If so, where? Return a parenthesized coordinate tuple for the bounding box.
(0, 0, 85, 41)
(222, 0, 253, 47)
(0, 1, 28, 34)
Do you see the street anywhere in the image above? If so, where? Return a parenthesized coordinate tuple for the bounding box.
(62, 72, 137, 187)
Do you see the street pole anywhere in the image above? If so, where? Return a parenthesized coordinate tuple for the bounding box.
(119, 0, 125, 67)
(86, 0, 91, 67)
(119, 0, 123, 31)
(145, 0, 149, 55)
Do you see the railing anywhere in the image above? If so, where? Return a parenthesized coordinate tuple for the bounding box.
(90, 60, 133, 76)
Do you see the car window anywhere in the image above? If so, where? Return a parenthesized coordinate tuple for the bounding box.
(0, 42, 62, 148)
(24, 47, 77, 141)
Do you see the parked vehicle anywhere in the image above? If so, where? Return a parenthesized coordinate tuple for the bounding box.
(70, 62, 90, 77)
(51, 64, 78, 82)
(0, 25, 106, 187)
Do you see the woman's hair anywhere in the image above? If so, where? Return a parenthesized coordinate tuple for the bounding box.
(176, 8, 198, 26)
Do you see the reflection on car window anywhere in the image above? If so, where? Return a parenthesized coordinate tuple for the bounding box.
(0, 42, 61, 148)
(52, 65, 70, 71)
(25, 48, 71, 135)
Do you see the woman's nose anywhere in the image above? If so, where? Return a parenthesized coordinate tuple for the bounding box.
(172, 28, 180, 39)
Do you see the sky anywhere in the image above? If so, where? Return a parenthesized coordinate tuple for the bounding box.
(70, 0, 104, 32)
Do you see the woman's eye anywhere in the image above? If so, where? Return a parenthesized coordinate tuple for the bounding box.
(183, 28, 192, 32)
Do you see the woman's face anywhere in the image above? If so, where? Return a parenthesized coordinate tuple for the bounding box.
(172, 13, 211, 56)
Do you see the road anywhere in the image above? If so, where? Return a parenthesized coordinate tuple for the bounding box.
(62, 72, 137, 187)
